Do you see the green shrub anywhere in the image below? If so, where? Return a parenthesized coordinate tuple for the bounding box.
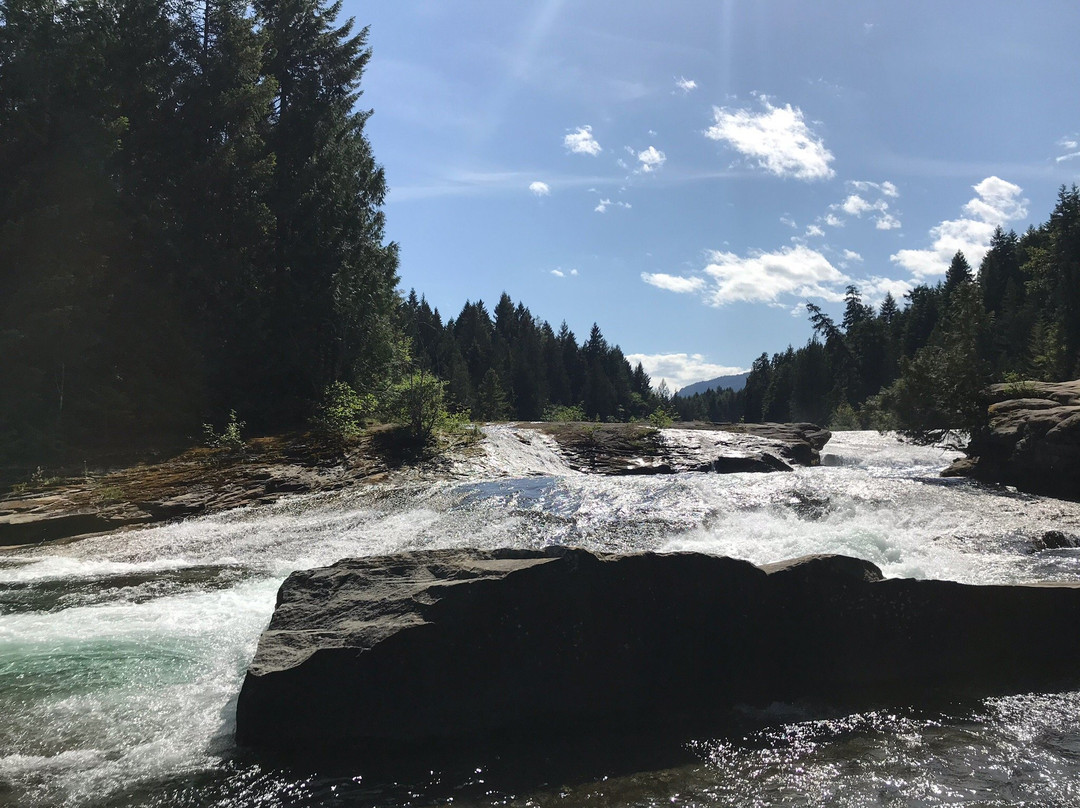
(647, 407, 673, 428)
(542, 404, 585, 422)
(313, 381, 374, 441)
(829, 402, 861, 431)
(202, 410, 246, 452)
(1002, 372, 1041, 399)
(381, 371, 447, 442)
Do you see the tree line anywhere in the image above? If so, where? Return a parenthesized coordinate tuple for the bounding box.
(399, 291, 665, 423)
(674, 186, 1080, 438)
(1, 0, 399, 462)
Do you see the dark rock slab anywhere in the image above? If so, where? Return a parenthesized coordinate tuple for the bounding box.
(236, 547, 1080, 761)
(947, 379, 1080, 499)
(537, 421, 829, 476)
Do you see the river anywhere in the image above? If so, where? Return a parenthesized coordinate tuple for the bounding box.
(3, 428, 1080, 806)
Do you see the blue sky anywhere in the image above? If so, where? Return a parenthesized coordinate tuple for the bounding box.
(348, 0, 1080, 391)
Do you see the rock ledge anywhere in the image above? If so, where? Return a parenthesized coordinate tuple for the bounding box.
(236, 547, 1080, 760)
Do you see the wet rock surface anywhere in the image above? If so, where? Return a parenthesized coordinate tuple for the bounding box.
(236, 546, 1080, 762)
(944, 379, 1080, 499)
(0, 431, 480, 547)
(537, 421, 830, 475)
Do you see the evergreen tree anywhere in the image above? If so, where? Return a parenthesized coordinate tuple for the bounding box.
(254, 0, 399, 423)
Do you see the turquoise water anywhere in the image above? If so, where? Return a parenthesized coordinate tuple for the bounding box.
(3, 429, 1080, 806)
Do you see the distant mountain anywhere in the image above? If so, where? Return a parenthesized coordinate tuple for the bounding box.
(675, 372, 750, 398)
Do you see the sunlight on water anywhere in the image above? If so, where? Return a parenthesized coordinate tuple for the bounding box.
(2, 429, 1080, 806)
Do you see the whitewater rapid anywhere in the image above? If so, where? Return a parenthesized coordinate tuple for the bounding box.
(2, 428, 1080, 806)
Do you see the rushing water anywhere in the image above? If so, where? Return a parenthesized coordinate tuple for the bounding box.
(3, 429, 1080, 807)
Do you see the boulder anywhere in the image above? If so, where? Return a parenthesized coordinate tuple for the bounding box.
(947, 379, 1080, 499)
(236, 547, 1080, 761)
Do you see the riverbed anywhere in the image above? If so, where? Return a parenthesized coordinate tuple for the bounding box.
(3, 429, 1080, 806)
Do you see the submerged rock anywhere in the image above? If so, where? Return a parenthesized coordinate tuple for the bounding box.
(236, 547, 1080, 761)
(946, 379, 1080, 500)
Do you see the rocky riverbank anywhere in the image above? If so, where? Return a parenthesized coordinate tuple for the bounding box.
(236, 546, 1080, 762)
(943, 379, 1080, 500)
(1, 421, 829, 548)
(0, 428, 480, 548)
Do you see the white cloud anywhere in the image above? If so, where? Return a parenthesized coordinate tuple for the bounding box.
(570, 268, 579, 276)
(564, 125, 602, 156)
(849, 179, 900, 198)
(891, 176, 1028, 279)
(780, 215, 796, 229)
(704, 98, 835, 181)
(840, 194, 876, 216)
(550, 269, 564, 278)
(862, 275, 914, 305)
(641, 272, 704, 294)
(842, 249, 863, 262)
(595, 198, 631, 213)
(805, 224, 825, 238)
(529, 181, 550, 196)
(675, 77, 698, 93)
(702, 245, 850, 305)
(624, 352, 746, 393)
(825, 182, 901, 231)
(637, 145, 667, 173)
(1057, 135, 1080, 162)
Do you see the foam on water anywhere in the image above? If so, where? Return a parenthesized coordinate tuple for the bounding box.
(3, 428, 1080, 805)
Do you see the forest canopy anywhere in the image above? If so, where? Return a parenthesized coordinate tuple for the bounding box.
(0, 0, 400, 460)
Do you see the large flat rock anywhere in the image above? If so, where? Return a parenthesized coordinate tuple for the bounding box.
(944, 379, 1080, 499)
(236, 548, 1080, 761)
(535, 421, 830, 475)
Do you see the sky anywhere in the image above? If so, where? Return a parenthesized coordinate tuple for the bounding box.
(347, 0, 1080, 392)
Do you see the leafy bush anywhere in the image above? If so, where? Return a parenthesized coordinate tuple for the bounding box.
(202, 410, 246, 452)
(542, 404, 585, 422)
(829, 403, 861, 431)
(313, 382, 375, 441)
(647, 407, 673, 428)
(1002, 372, 1041, 399)
(381, 371, 447, 442)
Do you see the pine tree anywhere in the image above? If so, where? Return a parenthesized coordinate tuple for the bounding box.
(254, 0, 399, 421)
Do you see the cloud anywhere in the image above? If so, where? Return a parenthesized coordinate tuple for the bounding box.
(842, 249, 863, 262)
(624, 353, 747, 393)
(861, 275, 914, 305)
(550, 269, 564, 278)
(675, 77, 698, 93)
(700, 245, 850, 305)
(1057, 135, 1080, 163)
(704, 97, 835, 181)
(849, 179, 900, 198)
(637, 146, 667, 173)
(595, 198, 631, 213)
(825, 181, 901, 230)
(805, 224, 825, 238)
(840, 194, 881, 216)
(529, 181, 550, 196)
(564, 125, 602, 156)
(641, 272, 705, 294)
(891, 176, 1029, 279)
(571, 268, 578, 276)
